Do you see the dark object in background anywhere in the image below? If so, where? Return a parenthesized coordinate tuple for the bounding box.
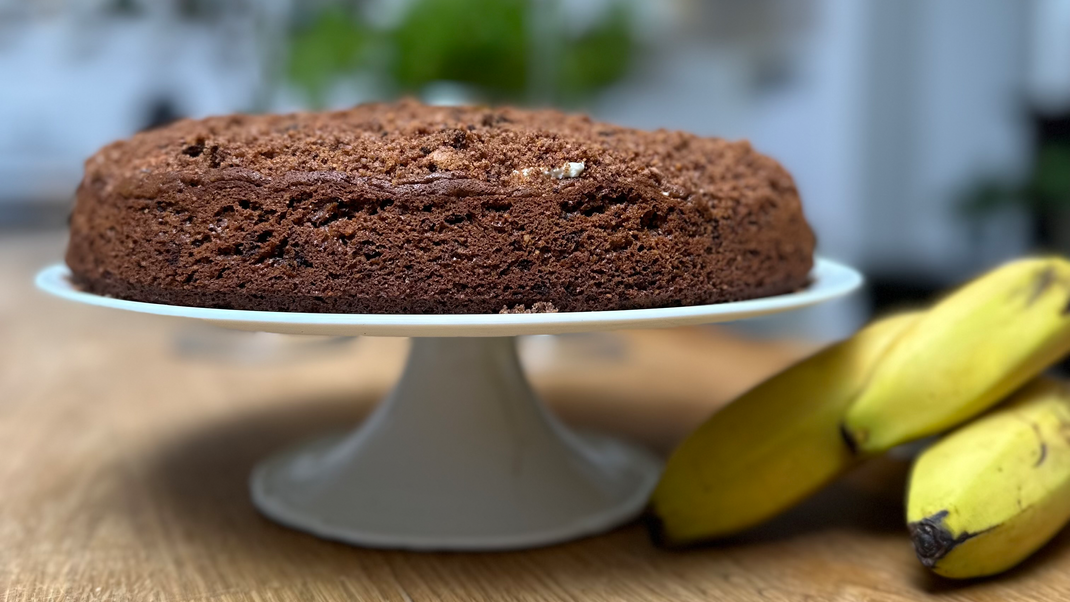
(1036, 113, 1070, 151)
(959, 110, 1070, 254)
(142, 98, 184, 131)
(1031, 112, 1070, 250)
(867, 276, 942, 316)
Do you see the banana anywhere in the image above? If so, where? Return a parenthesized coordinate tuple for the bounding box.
(648, 311, 919, 545)
(907, 377, 1070, 578)
(842, 257, 1070, 455)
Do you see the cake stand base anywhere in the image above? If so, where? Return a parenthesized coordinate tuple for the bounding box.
(249, 337, 662, 551)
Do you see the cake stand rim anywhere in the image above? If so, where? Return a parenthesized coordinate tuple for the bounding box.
(35, 257, 862, 336)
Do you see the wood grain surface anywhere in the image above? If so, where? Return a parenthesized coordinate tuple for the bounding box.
(3, 232, 1070, 601)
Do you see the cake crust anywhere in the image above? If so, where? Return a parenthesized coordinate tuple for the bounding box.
(66, 100, 815, 314)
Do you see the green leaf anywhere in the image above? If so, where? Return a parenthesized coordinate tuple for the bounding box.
(284, 0, 637, 105)
(1033, 143, 1070, 209)
(958, 179, 1023, 216)
(556, 3, 635, 102)
(389, 0, 529, 98)
(286, 6, 370, 109)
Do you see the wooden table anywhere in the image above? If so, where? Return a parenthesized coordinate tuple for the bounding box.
(2, 232, 1068, 601)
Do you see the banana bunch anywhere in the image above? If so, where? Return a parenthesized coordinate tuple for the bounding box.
(649, 256, 1070, 579)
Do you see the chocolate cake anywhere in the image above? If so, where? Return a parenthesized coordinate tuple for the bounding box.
(65, 100, 815, 314)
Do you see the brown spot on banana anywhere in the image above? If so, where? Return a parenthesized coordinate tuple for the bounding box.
(1027, 266, 1057, 307)
(1036, 441, 1049, 467)
(1030, 421, 1048, 467)
(908, 510, 995, 569)
(642, 511, 672, 548)
(643, 511, 701, 549)
(1059, 419, 1070, 445)
(840, 424, 863, 456)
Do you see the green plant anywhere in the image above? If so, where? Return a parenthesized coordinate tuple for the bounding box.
(390, 0, 529, 99)
(284, 0, 636, 108)
(286, 6, 372, 109)
(555, 2, 634, 102)
(961, 142, 1070, 216)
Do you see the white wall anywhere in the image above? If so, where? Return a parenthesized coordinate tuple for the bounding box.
(858, 0, 1032, 280)
(0, 3, 283, 204)
(1029, 0, 1070, 113)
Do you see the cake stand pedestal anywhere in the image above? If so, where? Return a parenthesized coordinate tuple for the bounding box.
(36, 259, 861, 550)
(253, 336, 659, 550)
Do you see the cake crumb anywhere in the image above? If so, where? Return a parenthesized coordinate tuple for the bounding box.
(550, 161, 585, 179)
(499, 302, 559, 314)
(517, 161, 584, 180)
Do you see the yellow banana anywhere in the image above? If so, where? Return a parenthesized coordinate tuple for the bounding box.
(907, 377, 1070, 578)
(842, 257, 1070, 455)
(648, 311, 919, 545)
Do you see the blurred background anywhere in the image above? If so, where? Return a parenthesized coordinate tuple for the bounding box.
(2, 0, 1069, 339)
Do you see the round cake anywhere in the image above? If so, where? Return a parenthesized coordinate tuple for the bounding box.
(66, 100, 815, 314)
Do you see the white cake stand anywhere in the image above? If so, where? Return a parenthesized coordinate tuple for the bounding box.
(36, 259, 861, 551)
